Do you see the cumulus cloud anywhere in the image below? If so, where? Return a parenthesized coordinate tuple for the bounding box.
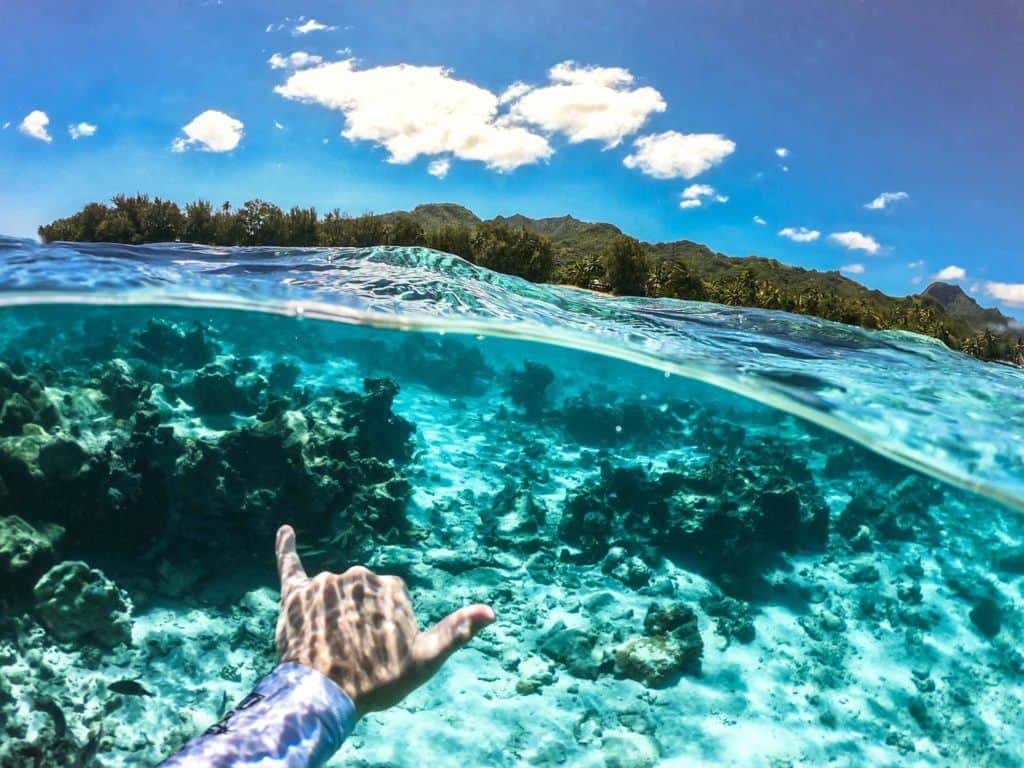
(829, 230, 881, 255)
(68, 122, 97, 139)
(778, 226, 820, 243)
(753, 215, 766, 225)
(268, 51, 323, 69)
(840, 263, 865, 275)
(427, 158, 450, 178)
(498, 82, 532, 105)
(504, 61, 665, 147)
(275, 60, 552, 172)
(775, 147, 789, 157)
(678, 183, 728, 210)
(934, 265, 966, 281)
(19, 110, 51, 142)
(171, 110, 244, 152)
(623, 131, 735, 180)
(294, 18, 334, 34)
(865, 191, 908, 210)
(984, 282, 1024, 307)
(274, 121, 284, 130)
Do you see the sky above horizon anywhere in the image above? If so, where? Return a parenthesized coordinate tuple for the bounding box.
(2, 1, 1023, 314)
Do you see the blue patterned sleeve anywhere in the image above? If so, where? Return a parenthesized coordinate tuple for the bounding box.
(158, 663, 358, 767)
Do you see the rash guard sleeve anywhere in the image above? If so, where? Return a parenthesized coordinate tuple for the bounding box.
(158, 663, 357, 767)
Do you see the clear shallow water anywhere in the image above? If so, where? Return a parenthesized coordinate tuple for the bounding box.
(0, 238, 1022, 767)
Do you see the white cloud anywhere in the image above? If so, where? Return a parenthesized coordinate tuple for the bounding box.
(505, 61, 665, 147)
(829, 230, 881, 255)
(172, 109, 244, 152)
(678, 183, 728, 210)
(294, 18, 334, 34)
(19, 110, 51, 142)
(268, 51, 323, 69)
(682, 183, 713, 199)
(778, 226, 820, 243)
(274, 121, 284, 130)
(498, 82, 532, 105)
(624, 131, 735, 179)
(753, 215, 767, 225)
(2, 121, 10, 130)
(428, 158, 450, 178)
(775, 147, 789, 157)
(984, 282, 1024, 307)
(911, 275, 923, 286)
(275, 60, 552, 172)
(265, 23, 274, 32)
(908, 259, 924, 269)
(934, 265, 966, 281)
(781, 164, 789, 173)
(865, 191, 908, 210)
(840, 263, 865, 275)
(68, 122, 97, 139)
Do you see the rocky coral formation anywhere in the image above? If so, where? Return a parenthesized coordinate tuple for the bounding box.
(33, 561, 132, 647)
(559, 443, 829, 594)
(505, 361, 554, 417)
(0, 515, 54, 579)
(614, 603, 703, 687)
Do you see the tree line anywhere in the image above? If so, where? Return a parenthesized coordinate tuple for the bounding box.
(38, 194, 1024, 365)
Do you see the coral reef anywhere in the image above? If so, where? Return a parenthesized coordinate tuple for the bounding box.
(0, 306, 1021, 767)
(33, 561, 133, 647)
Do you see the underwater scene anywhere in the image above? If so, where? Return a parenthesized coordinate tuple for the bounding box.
(1, 239, 1024, 768)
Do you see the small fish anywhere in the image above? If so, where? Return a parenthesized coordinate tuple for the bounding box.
(107, 679, 153, 697)
(33, 695, 67, 739)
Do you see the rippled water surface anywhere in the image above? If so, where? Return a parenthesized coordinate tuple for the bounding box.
(1, 238, 1022, 767)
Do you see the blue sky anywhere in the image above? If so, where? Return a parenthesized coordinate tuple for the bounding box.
(2, 1, 1023, 312)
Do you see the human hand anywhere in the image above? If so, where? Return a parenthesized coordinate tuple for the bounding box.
(273, 524, 495, 714)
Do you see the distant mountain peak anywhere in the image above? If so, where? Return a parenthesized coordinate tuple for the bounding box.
(921, 281, 1019, 333)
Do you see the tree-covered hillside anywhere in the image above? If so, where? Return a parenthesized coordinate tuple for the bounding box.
(38, 195, 1024, 365)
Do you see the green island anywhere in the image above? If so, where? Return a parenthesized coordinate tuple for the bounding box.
(39, 195, 1024, 365)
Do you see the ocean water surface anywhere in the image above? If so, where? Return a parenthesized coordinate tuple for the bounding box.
(1, 236, 1023, 767)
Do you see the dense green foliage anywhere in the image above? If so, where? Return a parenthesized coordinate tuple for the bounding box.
(601, 236, 650, 296)
(38, 195, 1024, 364)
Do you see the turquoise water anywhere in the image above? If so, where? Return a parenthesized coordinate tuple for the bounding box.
(1, 237, 1023, 766)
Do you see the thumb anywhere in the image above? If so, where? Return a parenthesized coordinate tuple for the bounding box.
(275, 524, 307, 594)
(413, 604, 495, 676)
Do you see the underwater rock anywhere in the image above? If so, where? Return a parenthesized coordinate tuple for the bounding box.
(700, 593, 756, 644)
(600, 732, 659, 768)
(130, 318, 219, 368)
(0, 515, 54, 577)
(96, 358, 151, 419)
(37, 436, 88, 480)
(561, 395, 688, 446)
(969, 598, 1003, 638)
(993, 546, 1024, 575)
(538, 621, 602, 679)
(479, 483, 547, 552)
(602, 548, 653, 588)
(268, 359, 301, 394)
(191, 363, 254, 414)
(506, 361, 555, 417)
(560, 454, 828, 594)
(0, 364, 60, 435)
(839, 475, 943, 544)
(615, 603, 703, 687)
(33, 560, 132, 647)
(515, 655, 556, 695)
